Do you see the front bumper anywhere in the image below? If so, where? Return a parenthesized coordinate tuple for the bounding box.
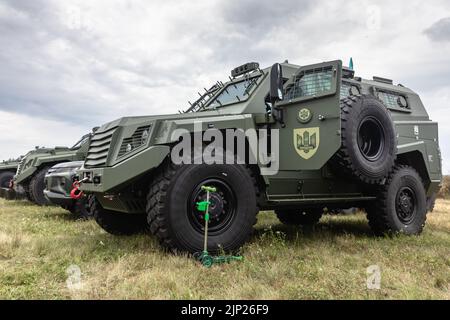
(43, 189, 74, 207)
(78, 145, 170, 193)
(44, 170, 78, 207)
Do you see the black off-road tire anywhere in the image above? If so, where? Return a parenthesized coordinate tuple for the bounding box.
(89, 196, 148, 235)
(29, 167, 51, 206)
(68, 197, 93, 220)
(24, 188, 34, 202)
(334, 95, 397, 184)
(0, 171, 14, 189)
(366, 165, 427, 236)
(275, 208, 323, 226)
(146, 161, 259, 253)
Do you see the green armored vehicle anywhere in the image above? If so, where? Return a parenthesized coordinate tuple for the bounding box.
(0, 159, 20, 199)
(14, 133, 91, 205)
(77, 60, 442, 253)
(0, 159, 19, 188)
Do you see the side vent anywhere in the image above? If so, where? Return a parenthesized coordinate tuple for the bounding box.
(117, 125, 152, 158)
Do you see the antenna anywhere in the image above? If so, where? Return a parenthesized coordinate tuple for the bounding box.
(349, 57, 354, 71)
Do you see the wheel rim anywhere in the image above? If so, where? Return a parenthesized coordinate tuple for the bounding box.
(396, 187, 417, 224)
(188, 178, 237, 235)
(357, 117, 385, 162)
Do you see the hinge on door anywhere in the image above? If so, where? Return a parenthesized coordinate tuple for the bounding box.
(297, 180, 304, 194)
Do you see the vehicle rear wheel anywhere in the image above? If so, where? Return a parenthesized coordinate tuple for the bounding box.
(146, 162, 259, 253)
(333, 95, 397, 184)
(275, 208, 323, 226)
(29, 167, 51, 206)
(89, 196, 148, 235)
(0, 171, 14, 189)
(366, 165, 427, 235)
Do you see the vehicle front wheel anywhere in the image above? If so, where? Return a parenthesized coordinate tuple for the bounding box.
(29, 167, 51, 206)
(25, 189, 34, 202)
(146, 162, 259, 253)
(89, 196, 148, 235)
(275, 208, 323, 226)
(366, 165, 427, 235)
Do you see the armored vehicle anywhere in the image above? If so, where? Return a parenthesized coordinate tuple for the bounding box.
(77, 60, 442, 253)
(44, 161, 92, 218)
(14, 133, 91, 206)
(0, 159, 20, 199)
(0, 159, 19, 188)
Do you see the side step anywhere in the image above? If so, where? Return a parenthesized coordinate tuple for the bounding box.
(266, 194, 376, 206)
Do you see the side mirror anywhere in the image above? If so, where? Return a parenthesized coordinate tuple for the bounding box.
(269, 63, 284, 105)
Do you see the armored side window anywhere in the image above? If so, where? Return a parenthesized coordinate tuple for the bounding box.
(284, 66, 333, 100)
(340, 82, 361, 99)
(340, 82, 352, 99)
(377, 91, 410, 110)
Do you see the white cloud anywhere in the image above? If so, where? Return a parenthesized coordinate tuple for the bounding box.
(0, 0, 449, 173)
(0, 110, 88, 159)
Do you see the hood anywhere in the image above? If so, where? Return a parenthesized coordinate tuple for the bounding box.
(93, 111, 223, 134)
(51, 161, 84, 169)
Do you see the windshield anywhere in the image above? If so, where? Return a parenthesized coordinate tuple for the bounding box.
(71, 134, 90, 150)
(206, 76, 261, 109)
(185, 74, 262, 113)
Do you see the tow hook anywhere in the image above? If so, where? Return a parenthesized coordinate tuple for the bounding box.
(70, 178, 89, 200)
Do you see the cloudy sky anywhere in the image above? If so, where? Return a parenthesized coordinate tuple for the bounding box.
(0, 0, 449, 173)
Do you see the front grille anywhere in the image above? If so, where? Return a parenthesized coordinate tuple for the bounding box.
(85, 127, 117, 168)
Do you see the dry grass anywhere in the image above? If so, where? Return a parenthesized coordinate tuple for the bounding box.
(0, 198, 449, 300)
(438, 176, 450, 199)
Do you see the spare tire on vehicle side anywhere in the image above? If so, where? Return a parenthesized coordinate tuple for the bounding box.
(333, 95, 397, 184)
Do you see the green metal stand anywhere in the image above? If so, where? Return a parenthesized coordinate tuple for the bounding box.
(194, 186, 243, 268)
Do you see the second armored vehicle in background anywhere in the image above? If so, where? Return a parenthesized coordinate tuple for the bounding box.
(0, 159, 21, 199)
(0, 159, 19, 190)
(14, 133, 91, 205)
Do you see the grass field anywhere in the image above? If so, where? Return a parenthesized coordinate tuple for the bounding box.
(0, 198, 449, 300)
